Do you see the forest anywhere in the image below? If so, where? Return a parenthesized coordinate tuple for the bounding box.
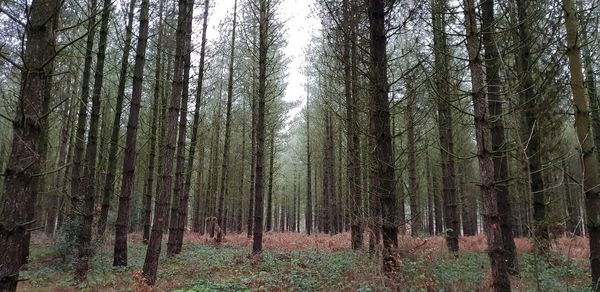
(0, 0, 599, 290)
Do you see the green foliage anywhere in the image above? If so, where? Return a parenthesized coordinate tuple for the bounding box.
(24, 240, 592, 291)
(22, 241, 148, 290)
(431, 253, 488, 285)
(160, 244, 369, 291)
(520, 253, 590, 291)
(20, 266, 59, 287)
(381, 252, 489, 290)
(178, 280, 250, 292)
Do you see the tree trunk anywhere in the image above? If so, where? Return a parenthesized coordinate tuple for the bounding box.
(68, 0, 97, 243)
(368, 135, 381, 256)
(336, 127, 343, 234)
(174, 12, 204, 250)
(266, 128, 275, 232)
(217, 0, 238, 243)
(331, 116, 339, 234)
(252, 0, 268, 254)
(0, 0, 59, 289)
(579, 5, 600, 166)
(433, 164, 443, 235)
(237, 98, 247, 235)
(322, 111, 332, 234)
(95, 103, 109, 210)
(167, 0, 194, 255)
(142, 0, 190, 284)
(482, 0, 519, 273)
(156, 44, 172, 236)
(328, 112, 337, 234)
(463, 0, 511, 289)
(74, 0, 111, 280)
(347, 41, 363, 242)
(305, 85, 313, 236)
(426, 153, 434, 236)
(113, 0, 150, 266)
(432, 0, 459, 250)
(142, 0, 165, 244)
(406, 85, 420, 237)
(562, 0, 600, 283)
(280, 199, 286, 232)
(367, 0, 398, 273)
(97, 0, 136, 237)
(247, 92, 256, 237)
(350, 17, 363, 235)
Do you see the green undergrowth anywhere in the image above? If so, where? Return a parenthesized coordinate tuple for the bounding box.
(20, 241, 592, 291)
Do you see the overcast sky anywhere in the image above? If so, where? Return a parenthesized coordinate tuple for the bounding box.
(205, 0, 321, 122)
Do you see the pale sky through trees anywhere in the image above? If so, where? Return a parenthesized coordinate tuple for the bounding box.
(207, 0, 320, 123)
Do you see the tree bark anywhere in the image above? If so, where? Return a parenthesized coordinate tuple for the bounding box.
(142, 0, 165, 244)
(167, 0, 194, 255)
(95, 100, 110, 201)
(346, 8, 363, 240)
(74, 0, 111, 280)
(580, 4, 600, 166)
(252, 0, 268, 254)
(247, 89, 256, 237)
(463, 0, 511, 290)
(266, 128, 275, 232)
(406, 84, 420, 237)
(426, 153, 434, 236)
(68, 0, 97, 243)
(368, 137, 381, 255)
(305, 84, 313, 235)
(433, 163, 443, 235)
(142, 0, 190, 284)
(482, 0, 519, 272)
(322, 111, 332, 234)
(328, 111, 337, 234)
(367, 0, 398, 273)
(156, 44, 172, 236)
(330, 116, 339, 234)
(0, 0, 59, 289)
(336, 126, 343, 234)
(237, 98, 247, 235)
(562, 0, 600, 283)
(432, 0, 459, 250)
(113, 0, 150, 266)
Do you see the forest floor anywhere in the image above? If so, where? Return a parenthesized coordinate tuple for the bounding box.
(19, 232, 593, 291)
